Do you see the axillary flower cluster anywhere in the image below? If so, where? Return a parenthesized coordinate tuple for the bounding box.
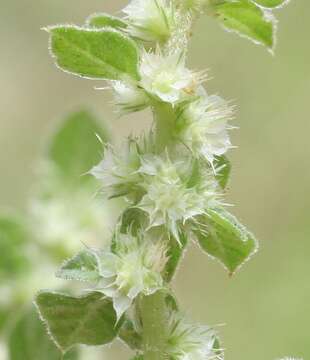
(35, 0, 295, 359)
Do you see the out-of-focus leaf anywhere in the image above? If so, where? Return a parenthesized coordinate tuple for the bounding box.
(56, 249, 100, 282)
(46, 26, 140, 80)
(194, 208, 258, 274)
(48, 110, 108, 185)
(8, 306, 78, 360)
(0, 215, 31, 280)
(211, 0, 274, 49)
(35, 291, 119, 352)
(86, 13, 128, 30)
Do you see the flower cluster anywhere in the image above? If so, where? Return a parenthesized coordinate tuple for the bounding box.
(96, 233, 168, 319)
(167, 314, 222, 360)
(91, 142, 221, 241)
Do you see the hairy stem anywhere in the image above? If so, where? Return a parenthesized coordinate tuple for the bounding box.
(140, 291, 169, 360)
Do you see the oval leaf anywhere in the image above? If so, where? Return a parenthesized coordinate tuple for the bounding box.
(212, 0, 274, 49)
(194, 208, 258, 274)
(46, 26, 140, 80)
(35, 291, 118, 352)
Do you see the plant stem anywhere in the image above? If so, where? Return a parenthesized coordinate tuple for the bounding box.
(140, 291, 169, 360)
(152, 102, 176, 153)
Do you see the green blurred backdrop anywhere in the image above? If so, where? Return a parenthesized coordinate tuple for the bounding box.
(0, 1, 309, 359)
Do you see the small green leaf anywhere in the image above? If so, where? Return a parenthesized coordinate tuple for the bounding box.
(212, 0, 274, 49)
(194, 208, 258, 274)
(0, 215, 31, 280)
(131, 356, 144, 360)
(253, 0, 289, 8)
(87, 13, 128, 30)
(35, 291, 119, 352)
(48, 110, 108, 185)
(214, 155, 231, 189)
(8, 306, 78, 360)
(163, 231, 188, 282)
(46, 26, 140, 80)
(56, 249, 100, 282)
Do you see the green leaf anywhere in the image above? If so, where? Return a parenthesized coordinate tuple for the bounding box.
(212, 0, 274, 49)
(214, 155, 231, 189)
(163, 231, 188, 282)
(253, 0, 289, 8)
(194, 208, 258, 274)
(46, 26, 140, 80)
(87, 13, 128, 30)
(8, 306, 78, 360)
(35, 291, 119, 352)
(0, 215, 31, 280)
(56, 249, 100, 282)
(48, 110, 108, 185)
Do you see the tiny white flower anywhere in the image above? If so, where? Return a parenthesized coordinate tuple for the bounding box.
(96, 234, 167, 320)
(140, 50, 203, 104)
(90, 141, 141, 199)
(178, 95, 233, 164)
(111, 81, 150, 114)
(167, 313, 221, 360)
(123, 0, 174, 43)
(137, 155, 219, 241)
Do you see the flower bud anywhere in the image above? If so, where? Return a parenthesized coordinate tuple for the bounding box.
(177, 94, 233, 164)
(123, 0, 174, 43)
(111, 81, 150, 114)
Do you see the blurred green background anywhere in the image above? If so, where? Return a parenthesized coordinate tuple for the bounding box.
(0, 1, 309, 359)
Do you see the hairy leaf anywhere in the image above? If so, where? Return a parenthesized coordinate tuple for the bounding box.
(46, 26, 140, 80)
(35, 291, 118, 352)
(194, 208, 258, 274)
(56, 249, 100, 282)
(87, 13, 127, 30)
(8, 306, 77, 360)
(253, 0, 289, 7)
(0, 215, 30, 280)
(48, 110, 108, 185)
(214, 155, 231, 189)
(212, 0, 274, 49)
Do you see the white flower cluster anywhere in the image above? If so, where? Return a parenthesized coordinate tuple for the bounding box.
(91, 144, 221, 241)
(167, 314, 222, 360)
(96, 233, 168, 319)
(177, 95, 233, 163)
(109, 50, 231, 166)
(137, 154, 220, 241)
